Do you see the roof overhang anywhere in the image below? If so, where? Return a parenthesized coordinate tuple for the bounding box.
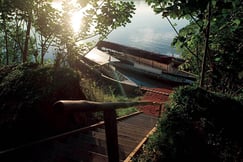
(85, 48, 120, 65)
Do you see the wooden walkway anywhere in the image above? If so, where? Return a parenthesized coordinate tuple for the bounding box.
(0, 87, 173, 162)
(0, 112, 158, 162)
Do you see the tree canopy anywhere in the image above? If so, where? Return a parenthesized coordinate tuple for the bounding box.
(0, 0, 135, 66)
(146, 0, 243, 96)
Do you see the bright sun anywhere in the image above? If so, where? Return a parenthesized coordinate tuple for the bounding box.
(71, 10, 83, 33)
(52, 0, 84, 33)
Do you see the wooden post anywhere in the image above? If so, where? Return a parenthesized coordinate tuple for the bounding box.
(158, 104, 163, 117)
(103, 109, 119, 162)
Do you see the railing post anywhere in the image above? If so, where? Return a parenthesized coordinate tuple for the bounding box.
(158, 104, 162, 117)
(103, 109, 119, 162)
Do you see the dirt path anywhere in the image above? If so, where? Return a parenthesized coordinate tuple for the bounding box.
(138, 87, 173, 117)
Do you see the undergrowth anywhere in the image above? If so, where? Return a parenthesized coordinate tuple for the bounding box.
(80, 76, 140, 120)
(0, 62, 142, 149)
(133, 86, 243, 162)
(0, 63, 86, 149)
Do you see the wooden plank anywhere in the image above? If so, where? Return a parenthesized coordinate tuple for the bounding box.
(118, 122, 148, 133)
(88, 151, 109, 162)
(123, 127, 157, 162)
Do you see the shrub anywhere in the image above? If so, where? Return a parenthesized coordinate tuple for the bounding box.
(0, 63, 86, 149)
(134, 86, 243, 162)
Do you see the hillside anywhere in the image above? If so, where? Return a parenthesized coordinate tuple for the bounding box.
(0, 63, 88, 149)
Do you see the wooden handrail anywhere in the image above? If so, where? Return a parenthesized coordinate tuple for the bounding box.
(53, 100, 161, 162)
(53, 100, 159, 112)
(0, 100, 162, 162)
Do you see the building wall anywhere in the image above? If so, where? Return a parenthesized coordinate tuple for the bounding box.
(134, 62, 162, 74)
(125, 54, 176, 73)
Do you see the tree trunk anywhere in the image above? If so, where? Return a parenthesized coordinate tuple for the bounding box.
(23, 15, 32, 63)
(3, 16, 9, 65)
(199, 1, 211, 88)
(41, 45, 45, 65)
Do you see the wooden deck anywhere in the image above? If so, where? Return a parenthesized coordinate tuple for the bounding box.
(0, 112, 158, 162)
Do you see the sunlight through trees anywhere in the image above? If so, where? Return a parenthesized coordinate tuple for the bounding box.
(0, 0, 135, 66)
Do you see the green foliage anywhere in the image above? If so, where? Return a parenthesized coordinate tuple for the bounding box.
(146, 0, 243, 95)
(116, 107, 137, 117)
(146, 0, 208, 18)
(0, 0, 135, 66)
(0, 63, 83, 103)
(92, 1, 135, 38)
(80, 76, 139, 120)
(0, 0, 43, 64)
(0, 63, 86, 148)
(134, 86, 243, 162)
(0, 61, 140, 150)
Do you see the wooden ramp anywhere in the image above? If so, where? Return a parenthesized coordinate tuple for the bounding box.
(1, 112, 158, 162)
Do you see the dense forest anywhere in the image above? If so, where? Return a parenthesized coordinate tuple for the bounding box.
(0, 0, 243, 161)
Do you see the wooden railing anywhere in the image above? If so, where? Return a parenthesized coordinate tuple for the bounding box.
(0, 100, 162, 162)
(54, 100, 161, 162)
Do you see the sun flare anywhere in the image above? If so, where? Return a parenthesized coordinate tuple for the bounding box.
(71, 11, 83, 33)
(52, 0, 84, 33)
